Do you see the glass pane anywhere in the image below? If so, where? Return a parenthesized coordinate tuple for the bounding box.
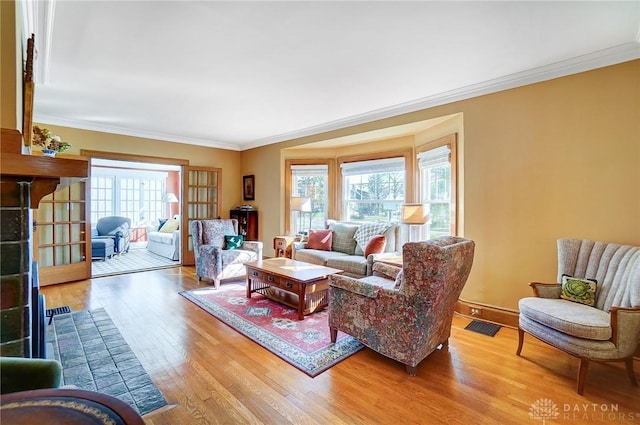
(38, 247, 54, 267)
(198, 171, 209, 185)
(70, 182, 85, 200)
(39, 224, 54, 244)
(291, 165, 329, 234)
(55, 188, 70, 201)
(54, 224, 70, 244)
(343, 169, 405, 223)
(421, 162, 451, 238)
(197, 204, 208, 218)
(70, 202, 85, 221)
(71, 223, 84, 241)
(54, 245, 70, 265)
(38, 203, 53, 222)
(71, 244, 84, 263)
(54, 203, 70, 221)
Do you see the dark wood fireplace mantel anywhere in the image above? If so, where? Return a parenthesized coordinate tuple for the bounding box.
(1, 128, 89, 207)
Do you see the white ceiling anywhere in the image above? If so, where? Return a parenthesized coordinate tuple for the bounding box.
(30, 1, 640, 151)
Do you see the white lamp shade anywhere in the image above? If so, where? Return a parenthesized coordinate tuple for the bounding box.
(401, 203, 428, 224)
(291, 197, 312, 212)
(163, 193, 179, 203)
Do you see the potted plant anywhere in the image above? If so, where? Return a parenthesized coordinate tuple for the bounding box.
(32, 126, 71, 157)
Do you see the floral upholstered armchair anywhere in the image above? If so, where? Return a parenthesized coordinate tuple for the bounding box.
(191, 219, 263, 289)
(328, 236, 475, 375)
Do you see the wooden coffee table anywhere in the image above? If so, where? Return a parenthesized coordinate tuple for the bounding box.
(245, 258, 342, 320)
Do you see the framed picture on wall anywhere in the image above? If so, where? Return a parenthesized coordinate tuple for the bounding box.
(243, 175, 255, 201)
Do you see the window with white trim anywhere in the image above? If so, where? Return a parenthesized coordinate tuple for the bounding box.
(418, 145, 452, 238)
(341, 157, 405, 222)
(90, 168, 168, 227)
(290, 164, 328, 234)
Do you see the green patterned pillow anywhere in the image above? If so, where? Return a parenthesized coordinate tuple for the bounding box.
(224, 235, 243, 250)
(560, 274, 597, 306)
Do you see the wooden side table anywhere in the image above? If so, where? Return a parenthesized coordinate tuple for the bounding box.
(273, 236, 296, 258)
(375, 255, 403, 267)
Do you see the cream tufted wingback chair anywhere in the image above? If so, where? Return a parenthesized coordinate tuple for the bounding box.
(517, 238, 640, 395)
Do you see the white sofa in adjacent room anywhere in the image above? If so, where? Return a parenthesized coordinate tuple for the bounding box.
(145, 217, 180, 261)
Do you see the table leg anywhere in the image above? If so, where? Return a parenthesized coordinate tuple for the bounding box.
(297, 286, 305, 320)
(246, 277, 252, 298)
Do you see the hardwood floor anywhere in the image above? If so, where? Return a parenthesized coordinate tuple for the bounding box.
(41, 267, 640, 424)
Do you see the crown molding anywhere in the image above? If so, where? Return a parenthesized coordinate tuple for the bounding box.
(32, 114, 242, 151)
(240, 42, 640, 150)
(35, 42, 639, 152)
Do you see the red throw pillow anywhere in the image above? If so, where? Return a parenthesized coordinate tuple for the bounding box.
(364, 234, 387, 257)
(306, 229, 333, 251)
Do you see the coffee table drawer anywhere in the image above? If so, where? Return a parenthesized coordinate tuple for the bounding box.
(279, 279, 300, 292)
(248, 268, 265, 281)
(249, 268, 284, 287)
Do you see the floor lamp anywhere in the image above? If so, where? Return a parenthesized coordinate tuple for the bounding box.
(401, 203, 428, 242)
(291, 197, 311, 236)
(163, 192, 179, 218)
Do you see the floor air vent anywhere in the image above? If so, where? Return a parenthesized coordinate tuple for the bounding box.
(46, 306, 71, 324)
(464, 320, 501, 337)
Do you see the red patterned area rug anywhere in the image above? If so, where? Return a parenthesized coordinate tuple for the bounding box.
(180, 283, 364, 377)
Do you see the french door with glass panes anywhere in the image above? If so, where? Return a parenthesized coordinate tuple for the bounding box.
(34, 180, 90, 285)
(181, 166, 221, 265)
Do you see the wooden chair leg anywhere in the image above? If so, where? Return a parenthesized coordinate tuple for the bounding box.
(406, 365, 417, 376)
(329, 327, 338, 343)
(577, 358, 589, 395)
(516, 328, 525, 356)
(624, 357, 638, 386)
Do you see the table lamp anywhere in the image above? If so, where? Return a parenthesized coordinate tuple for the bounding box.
(291, 197, 311, 235)
(401, 203, 428, 242)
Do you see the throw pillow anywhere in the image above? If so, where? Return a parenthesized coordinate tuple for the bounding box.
(159, 218, 179, 233)
(306, 229, 333, 251)
(364, 234, 387, 257)
(329, 222, 359, 254)
(224, 235, 244, 250)
(157, 218, 168, 231)
(560, 274, 597, 306)
(353, 222, 393, 255)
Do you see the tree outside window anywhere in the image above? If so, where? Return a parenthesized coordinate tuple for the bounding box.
(291, 165, 328, 234)
(342, 157, 405, 222)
